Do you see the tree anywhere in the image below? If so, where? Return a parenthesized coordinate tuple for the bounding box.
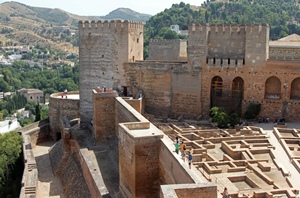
(229, 113, 240, 128)
(0, 132, 23, 195)
(35, 103, 41, 122)
(210, 107, 229, 128)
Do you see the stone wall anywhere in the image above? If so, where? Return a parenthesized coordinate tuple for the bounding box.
(119, 122, 164, 198)
(20, 133, 39, 198)
(49, 118, 103, 198)
(92, 90, 118, 142)
(124, 97, 143, 113)
(124, 61, 202, 118)
(160, 184, 217, 198)
(149, 39, 187, 61)
(78, 20, 143, 127)
(201, 60, 300, 121)
(269, 46, 300, 60)
(49, 92, 79, 140)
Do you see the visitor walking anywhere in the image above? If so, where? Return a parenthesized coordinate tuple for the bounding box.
(179, 141, 186, 161)
(222, 187, 229, 198)
(174, 136, 180, 154)
(188, 151, 193, 169)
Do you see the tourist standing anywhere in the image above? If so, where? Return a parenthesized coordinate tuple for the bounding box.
(179, 141, 186, 161)
(222, 187, 229, 198)
(188, 151, 193, 169)
(174, 136, 180, 154)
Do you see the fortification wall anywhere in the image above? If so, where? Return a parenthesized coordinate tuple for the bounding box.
(188, 24, 269, 68)
(149, 39, 187, 61)
(208, 24, 246, 58)
(79, 20, 143, 128)
(49, 92, 79, 140)
(20, 133, 39, 198)
(92, 90, 118, 143)
(188, 24, 209, 70)
(201, 60, 300, 121)
(124, 61, 202, 118)
(245, 24, 269, 66)
(269, 46, 300, 60)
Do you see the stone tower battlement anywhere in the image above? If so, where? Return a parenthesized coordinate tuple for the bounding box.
(79, 20, 144, 128)
(188, 23, 269, 68)
(188, 23, 269, 33)
(78, 20, 143, 32)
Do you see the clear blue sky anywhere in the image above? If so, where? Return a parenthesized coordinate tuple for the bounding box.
(0, 0, 205, 16)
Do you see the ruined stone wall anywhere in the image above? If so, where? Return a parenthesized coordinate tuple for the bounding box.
(124, 62, 201, 118)
(201, 60, 300, 121)
(92, 90, 118, 142)
(149, 39, 187, 61)
(49, 92, 79, 140)
(269, 46, 300, 60)
(79, 20, 143, 128)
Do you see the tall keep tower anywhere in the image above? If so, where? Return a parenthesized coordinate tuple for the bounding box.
(79, 20, 144, 127)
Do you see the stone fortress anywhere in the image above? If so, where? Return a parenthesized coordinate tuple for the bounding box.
(19, 20, 300, 198)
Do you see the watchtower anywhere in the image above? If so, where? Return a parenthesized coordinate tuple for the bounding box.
(78, 20, 144, 128)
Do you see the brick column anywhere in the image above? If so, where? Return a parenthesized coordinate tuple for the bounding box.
(119, 122, 163, 197)
(92, 90, 118, 143)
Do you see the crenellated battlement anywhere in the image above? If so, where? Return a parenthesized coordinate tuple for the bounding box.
(188, 24, 208, 33)
(150, 39, 184, 43)
(189, 23, 269, 34)
(78, 20, 144, 30)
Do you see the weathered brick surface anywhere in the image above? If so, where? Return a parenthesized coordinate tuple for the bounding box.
(79, 21, 143, 127)
(49, 92, 79, 140)
(124, 62, 202, 118)
(93, 91, 118, 142)
(149, 39, 187, 61)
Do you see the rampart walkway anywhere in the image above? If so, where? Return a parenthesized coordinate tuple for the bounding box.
(33, 141, 64, 198)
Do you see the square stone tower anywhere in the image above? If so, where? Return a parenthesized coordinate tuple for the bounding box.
(78, 20, 144, 127)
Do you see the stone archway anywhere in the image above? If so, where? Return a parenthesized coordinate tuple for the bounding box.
(291, 77, 300, 100)
(232, 77, 244, 115)
(210, 76, 223, 110)
(265, 76, 281, 100)
(210, 76, 244, 115)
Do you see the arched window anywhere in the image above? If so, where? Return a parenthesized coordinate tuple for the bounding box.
(291, 77, 300, 100)
(232, 77, 244, 99)
(265, 76, 281, 100)
(211, 76, 223, 97)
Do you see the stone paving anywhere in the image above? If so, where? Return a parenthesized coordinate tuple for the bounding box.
(32, 141, 64, 198)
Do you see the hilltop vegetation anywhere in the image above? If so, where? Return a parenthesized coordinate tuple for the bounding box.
(145, 0, 300, 41)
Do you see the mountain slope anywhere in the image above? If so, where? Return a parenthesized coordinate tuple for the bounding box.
(99, 8, 151, 23)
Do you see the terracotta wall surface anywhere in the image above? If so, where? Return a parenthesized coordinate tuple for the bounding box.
(92, 90, 118, 142)
(201, 60, 300, 120)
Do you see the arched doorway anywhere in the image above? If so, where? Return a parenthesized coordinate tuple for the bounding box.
(210, 76, 244, 115)
(264, 76, 281, 100)
(210, 76, 223, 110)
(291, 77, 300, 100)
(232, 77, 244, 115)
